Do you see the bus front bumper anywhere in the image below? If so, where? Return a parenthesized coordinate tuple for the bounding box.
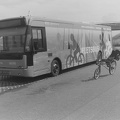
(0, 67, 34, 77)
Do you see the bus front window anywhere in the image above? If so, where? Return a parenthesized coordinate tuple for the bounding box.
(0, 36, 3, 51)
(0, 35, 25, 53)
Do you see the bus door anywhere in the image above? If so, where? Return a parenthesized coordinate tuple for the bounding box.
(32, 27, 48, 73)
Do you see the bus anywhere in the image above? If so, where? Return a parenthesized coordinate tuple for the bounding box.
(0, 16, 112, 77)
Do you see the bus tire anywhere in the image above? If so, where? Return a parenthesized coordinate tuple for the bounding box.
(51, 59, 60, 77)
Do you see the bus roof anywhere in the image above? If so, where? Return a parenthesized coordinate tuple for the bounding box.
(0, 16, 111, 30)
(27, 16, 111, 27)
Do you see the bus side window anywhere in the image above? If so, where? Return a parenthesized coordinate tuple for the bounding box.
(32, 28, 47, 52)
(37, 30, 43, 49)
(32, 29, 38, 50)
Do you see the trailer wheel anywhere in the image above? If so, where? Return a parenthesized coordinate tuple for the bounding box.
(51, 60, 60, 77)
(109, 60, 117, 75)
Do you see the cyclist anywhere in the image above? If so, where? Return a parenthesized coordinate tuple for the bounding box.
(108, 49, 120, 61)
(70, 34, 81, 63)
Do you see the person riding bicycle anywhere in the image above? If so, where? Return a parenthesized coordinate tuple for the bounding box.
(70, 34, 81, 63)
(108, 49, 120, 61)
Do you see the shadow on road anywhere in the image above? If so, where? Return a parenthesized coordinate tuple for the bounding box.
(81, 74, 109, 82)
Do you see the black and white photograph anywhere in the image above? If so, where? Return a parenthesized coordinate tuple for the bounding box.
(0, 0, 120, 120)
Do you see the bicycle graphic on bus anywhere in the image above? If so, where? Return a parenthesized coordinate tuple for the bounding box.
(66, 34, 85, 68)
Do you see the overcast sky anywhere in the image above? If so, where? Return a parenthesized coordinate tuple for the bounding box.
(0, 0, 120, 23)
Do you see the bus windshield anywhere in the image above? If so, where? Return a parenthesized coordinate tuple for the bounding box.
(0, 27, 26, 53)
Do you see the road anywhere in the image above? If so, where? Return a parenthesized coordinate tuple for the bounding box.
(0, 61, 120, 120)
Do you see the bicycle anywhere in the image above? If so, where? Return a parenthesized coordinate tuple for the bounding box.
(66, 52, 85, 68)
(94, 57, 117, 79)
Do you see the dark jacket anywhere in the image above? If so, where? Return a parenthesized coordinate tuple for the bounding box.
(109, 49, 120, 61)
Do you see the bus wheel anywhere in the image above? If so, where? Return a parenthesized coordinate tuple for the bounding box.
(51, 60, 60, 77)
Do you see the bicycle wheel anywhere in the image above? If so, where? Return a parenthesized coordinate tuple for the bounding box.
(78, 53, 85, 65)
(109, 60, 117, 75)
(66, 55, 74, 68)
(94, 66, 101, 79)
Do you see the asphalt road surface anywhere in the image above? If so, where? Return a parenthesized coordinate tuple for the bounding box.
(0, 61, 120, 120)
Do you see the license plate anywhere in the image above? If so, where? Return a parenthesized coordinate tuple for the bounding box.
(0, 70, 10, 75)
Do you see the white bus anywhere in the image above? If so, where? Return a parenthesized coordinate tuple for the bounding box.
(0, 16, 112, 77)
